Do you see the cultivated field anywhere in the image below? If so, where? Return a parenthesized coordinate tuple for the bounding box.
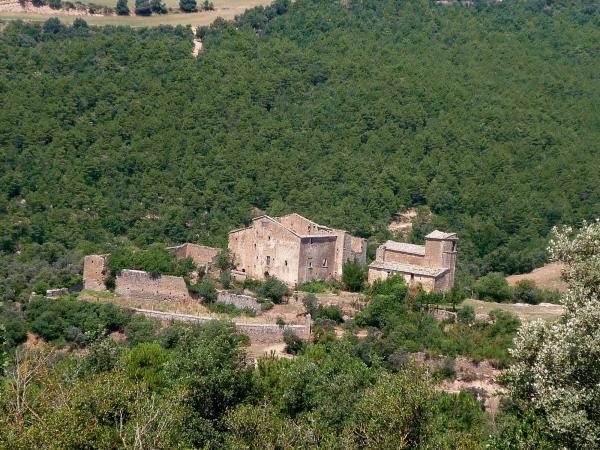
(0, 0, 272, 27)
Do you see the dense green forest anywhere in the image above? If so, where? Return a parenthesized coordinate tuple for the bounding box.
(1, 0, 600, 299)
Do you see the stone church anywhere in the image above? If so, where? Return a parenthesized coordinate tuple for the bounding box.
(228, 213, 367, 286)
(368, 230, 458, 292)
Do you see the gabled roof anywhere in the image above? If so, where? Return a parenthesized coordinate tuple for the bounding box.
(369, 260, 449, 278)
(425, 230, 458, 240)
(229, 213, 337, 239)
(384, 241, 426, 256)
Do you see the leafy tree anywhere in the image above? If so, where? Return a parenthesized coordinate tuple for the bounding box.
(506, 221, 600, 448)
(474, 272, 512, 302)
(512, 279, 539, 304)
(342, 259, 366, 292)
(201, 0, 213, 11)
(134, 0, 152, 15)
(282, 329, 305, 355)
(179, 0, 197, 13)
(150, 0, 166, 14)
(48, 0, 61, 9)
(258, 276, 288, 304)
(116, 0, 130, 15)
(302, 293, 317, 317)
(126, 342, 169, 390)
(215, 248, 234, 271)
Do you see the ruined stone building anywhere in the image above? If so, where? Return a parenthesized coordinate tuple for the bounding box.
(228, 213, 367, 286)
(82, 243, 220, 300)
(368, 230, 458, 292)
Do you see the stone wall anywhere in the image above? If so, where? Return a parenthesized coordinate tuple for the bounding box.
(217, 291, 262, 313)
(166, 243, 220, 268)
(131, 308, 311, 344)
(83, 255, 108, 291)
(115, 269, 192, 302)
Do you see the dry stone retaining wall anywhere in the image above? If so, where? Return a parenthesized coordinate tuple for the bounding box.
(115, 270, 192, 302)
(217, 291, 262, 313)
(132, 308, 310, 344)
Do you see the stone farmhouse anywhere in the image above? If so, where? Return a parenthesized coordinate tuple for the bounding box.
(228, 213, 367, 286)
(368, 230, 458, 292)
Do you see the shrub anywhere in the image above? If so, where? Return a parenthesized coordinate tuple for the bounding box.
(276, 316, 285, 328)
(474, 272, 512, 302)
(342, 259, 366, 292)
(179, 0, 197, 12)
(258, 299, 274, 311)
(208, 302, 256, 317)
(258, 276, 289, 304)
(366, 274, 407, 299)
(215, 249, 234, 271)
(219, 270, 232, 289)
(512, 279, 538, 304)
(297, 281, 328, 293)
(190, 278, 217, 303)
(283, 329, 305, 355)
(302, 293, 318, 317)
(457, 305, 475, 323)
(315, 304, 344, 323)
(48, 0, 62, 9)
(115, 0, 129, 14)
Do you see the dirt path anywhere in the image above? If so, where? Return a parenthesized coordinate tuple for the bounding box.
(191, 26, 202, 57)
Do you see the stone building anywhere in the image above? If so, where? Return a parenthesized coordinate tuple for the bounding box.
(228, 213, 367, 286)
(165, 243, 220, 271)
(82, 243, 220, 298)
(368, 230, 458, 292)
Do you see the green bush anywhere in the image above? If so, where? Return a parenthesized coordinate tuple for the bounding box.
(474, 272, 513, 302)
(208, 302, 256, 317)
(258, 276, 289, 304)
(283, 329, 305, 355)
(457, 305, 475, 323)
(297, 281, 328, 293)
(342, 259, 366, 292)
(189, 278, 217, 303)
(302, 293, 318, 317)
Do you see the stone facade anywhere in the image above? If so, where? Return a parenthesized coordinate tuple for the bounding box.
(166, 243, 220, 270)
(115, 269, 192, 302)
(228, 213, 367, 286)
(217, 291, 262, 314)
(368, 230, 458, 292)
(83, 255, 108, 291)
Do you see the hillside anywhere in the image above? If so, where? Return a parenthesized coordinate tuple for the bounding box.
(1, 0, 600, 299)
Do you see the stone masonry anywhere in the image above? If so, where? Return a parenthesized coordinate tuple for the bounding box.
(115, 269, 192, 302)
(228, 213, 367, 286)
(368, 230, 458, 292)
(217, 291, 262, 314)
(83, 254, 108, 291)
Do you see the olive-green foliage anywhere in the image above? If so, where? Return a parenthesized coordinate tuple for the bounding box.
(126, 342, 169, 390)
(0, 303, 26, 349)
(355, 292, 520, 366)
(258, 276, 289, 304)
(458, 304, 476, 323)
(107, 245, 194, 277)
(342, 259, 366, 292)
(282, 329, 305, 355)
(512, 279, 561, 304)
(25, 297, 131, 345)
(474, 272, 513, 302)
(4, 0, 600, 300)
(297, 280, 328, 293)
(208, 301, 256, 317)
(188, 277, 217, 302)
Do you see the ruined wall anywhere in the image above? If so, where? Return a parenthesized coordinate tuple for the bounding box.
(229, 218, 301, 285)
(297, 236, 337, 284)
(131, 308, 311, 344)
(217, 291, 262, 313)
(167, 243, 220, 268)
(115, 269, 192, 302)
(83, 255, 108, 291)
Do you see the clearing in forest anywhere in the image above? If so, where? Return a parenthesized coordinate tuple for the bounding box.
(0, 0, 272, 27)
(506, 262, 567, 292)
